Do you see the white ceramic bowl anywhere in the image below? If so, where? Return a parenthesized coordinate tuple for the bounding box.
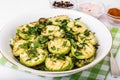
(0, 9, 112, 77)
(107, 13, 120, 24)
(106, 7, 120, 24)
(77, 0, 105, 18)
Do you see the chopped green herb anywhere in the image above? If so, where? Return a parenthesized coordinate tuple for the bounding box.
(77, 42, 87, 50)
(48, 54, 55, 58)
(51, 46, 56, 50)
(47, 21, 52, 25)
(39, 21, 46, 26)
(62, 41, 67, 47)
(24, 25, 41, 36)
(42, 53, 45, 56)
(55, 19, 60, 22)
(70, 39, 76, 47)
(56, 54, 65, 60)
(38, 35, 48, 44)
(33, 41, 41, 48)
(75, 24, 81, 28)
(48, 30, 53, 33)
(57, 48, 60, 51)
(74, 51, 83, 56)
(19, 41, 31, 49)
(27, 48, 37, 54)
(10, 44, 13, 49)
(94, 43, 99, 49)
(48, 54, 53, 58)
(60, 19, 68, 29)
(65, 32, 76, 40)
(75, 17, 81, 21)
(84, 29, 90, 36)
(71, 56, 79, 62)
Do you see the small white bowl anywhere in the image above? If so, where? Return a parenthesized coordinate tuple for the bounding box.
(0, 9, 112, 77)
(107, 14, 120, 24)
(106, 7, 120, 24)
(49, 0, 77, 10)
(77, 0, 105, 18)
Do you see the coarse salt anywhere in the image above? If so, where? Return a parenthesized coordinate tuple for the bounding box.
(78, 2, 104, 18)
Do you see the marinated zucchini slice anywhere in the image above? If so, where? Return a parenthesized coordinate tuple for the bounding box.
(75, 56, 94, 67)
(78, 31, 97, 45)
(48, 15, 69, 26)
(18, 32, 29, 40)
(17, 22, 39, 40)
(71, 43, 95, 59)
(20, 48, 48, 67)
(41, 25, 65, 39)
(45, 56, 73, 71)
(48, 38, 71, 54)
(17, 24, 29, 39)
(13, 40, 26, 56)
(72, 21, 87, 34)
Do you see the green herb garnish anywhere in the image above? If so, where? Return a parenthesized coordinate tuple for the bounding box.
(39, 21, 46, 26)
(62, 41, 67, 47)
(60, 19, 68, 29)
(75, 17, 81, 21)
(51, 46, 56, 50)
(38, 35, 48, 44)
(33, 41, 41, 48)
(74, 51, 83, 56)
(48, 30, 53, 33)
(19, 41, 31, 49)
(75, 24, 81, 28)
(84, 29, 90, 36)
(27, 48, 37, 54)
(77, 42, 87, 50)
(10, 44, 13, 49)
(56, 54, 65, 60)
(47, 21, 52, 25)
(24, 25, 41, 36)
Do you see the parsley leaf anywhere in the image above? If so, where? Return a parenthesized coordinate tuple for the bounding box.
(75, 17, 81, 21)
(51, 46, 56, 50)
(84, 29, 91, 36)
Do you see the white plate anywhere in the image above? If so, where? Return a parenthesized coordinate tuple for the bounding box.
(0, 9, 112, 77)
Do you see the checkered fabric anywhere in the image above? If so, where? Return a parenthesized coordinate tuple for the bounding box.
(0, 27, 120, 80)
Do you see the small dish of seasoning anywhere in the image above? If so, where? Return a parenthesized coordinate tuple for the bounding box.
(107, 7, 120, 24)
(50, 0, 76, 9)
(77, 0, 105, 18)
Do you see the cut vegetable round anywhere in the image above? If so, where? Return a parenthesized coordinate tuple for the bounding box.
(72, 21, 87, 34)
(71, 43, 96, 59)
(48, 15, 69, 26)
(48, 38, 71, 54)
(45, 56, 73, 71)
(20, 48, 48, 67)
(41, 25, 65, 39)
(13, 40, 27, 56)
(78, 32, 97, 45)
